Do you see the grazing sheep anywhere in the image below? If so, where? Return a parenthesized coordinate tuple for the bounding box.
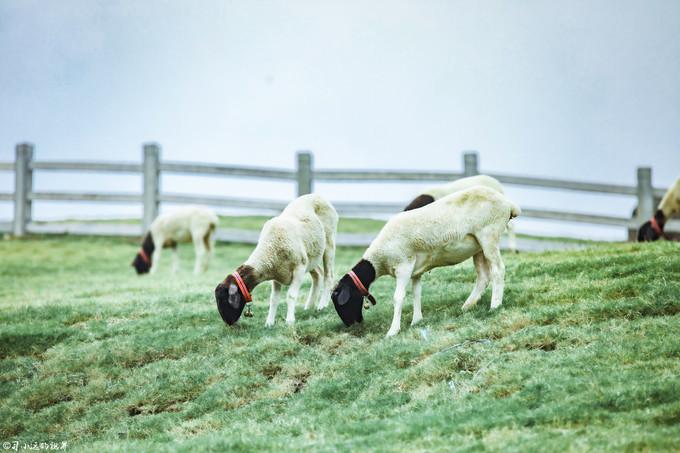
(332, 186, 520, 337)
(132, 206, 218, 275)
(215, 194, 338, 326)
(638, 177, 680, 241)
(404, 175, 517, 252)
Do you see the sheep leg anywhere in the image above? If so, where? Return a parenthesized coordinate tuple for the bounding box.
(265, 281, 282, 327)
(304, 269, 321, 311)
(285, 266, 306, 325)
(506, 220, 518, 253)
(386, 263, 414, 337)
(319, 240, 336, 310)
(478, 235, 505, 310)
(462, 252, 490, 311)
(410, 276, 423, 326)
(149, 235, 163, 274)
(171, 247, 180, 274)
(192, 232, 207, 274)
(203, 228, 216, 271)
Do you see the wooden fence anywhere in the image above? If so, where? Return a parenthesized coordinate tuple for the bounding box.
(0, 142, 674, 243)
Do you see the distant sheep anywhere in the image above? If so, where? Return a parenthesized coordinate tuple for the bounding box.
(638, 177, 680, 241)
(132, 206, 218, 274)
(215, 194, 338, 326)
(404, 175, 517, 252)
(333, 186, 520, 337)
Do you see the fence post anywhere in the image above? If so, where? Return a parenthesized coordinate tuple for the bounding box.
(296, 151, 313, 196)
(13, 143, 34, 237)
(463, 151, 479, 177)
(142, 143, 160, 230)
(636, 167, 654, 224)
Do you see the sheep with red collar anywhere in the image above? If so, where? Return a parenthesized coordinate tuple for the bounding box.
(333, 186, 520, 337)
(215, 194, 338, 326)
(638, 177, 680, 241)
(404, 174, 518, 253)
(132, 206, 219, 275)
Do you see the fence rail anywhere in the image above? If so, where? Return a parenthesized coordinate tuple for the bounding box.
(30, 161, 142, 173)
(161, 161, 297, 180)
(314, 169, 463, 182)
(0, 141, 672, 241)
(29, 191, 142, 203)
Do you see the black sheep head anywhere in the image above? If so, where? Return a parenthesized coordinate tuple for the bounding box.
(215, 275, 248, 325)
(332, 274, 365, 326)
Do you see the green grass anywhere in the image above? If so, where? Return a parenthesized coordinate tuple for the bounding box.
(36, 215, 388, 234)
(1, 231, 679, 452)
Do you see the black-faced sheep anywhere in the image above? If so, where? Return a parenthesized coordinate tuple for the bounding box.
(215, 194, 338, 326)
(333, 186, 520, 337)
(638, 177, 680, 241)
(132, 206, 218, 274)
(404, 175, 517, 252)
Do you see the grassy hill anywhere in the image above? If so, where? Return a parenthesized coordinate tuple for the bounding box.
(1, 231, 679, 451)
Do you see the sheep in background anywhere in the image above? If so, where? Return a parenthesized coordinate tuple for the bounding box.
(131, 206, 218, 274)
(332, 186, 520, 337)
(215, 194, 338, 326)
(638, 177, 680, 241)
(404, 174, 518, 253)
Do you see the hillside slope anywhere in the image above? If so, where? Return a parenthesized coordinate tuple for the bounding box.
(1, 236, 679, 451)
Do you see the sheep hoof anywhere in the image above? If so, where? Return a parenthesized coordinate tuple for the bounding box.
(410, 316, 423, 326)
(386, 328, 399, 337)
(265, 320, 275, 327)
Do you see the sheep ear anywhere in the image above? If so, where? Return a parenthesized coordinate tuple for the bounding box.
(337, 285, 351, 306)
(228, 283, 241, 308)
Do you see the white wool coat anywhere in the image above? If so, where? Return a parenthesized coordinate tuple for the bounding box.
(149, 206, 218, 245)
(365, 186, 520, 278)
(423, 175, 505, 200)
(245, 194, 337, 285)
(659, 177, 680, 217)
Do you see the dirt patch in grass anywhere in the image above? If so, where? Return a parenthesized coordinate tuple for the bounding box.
(292, 371, 310, 394)
(261, 363, 282, 380)
(297, 333, 317, 346)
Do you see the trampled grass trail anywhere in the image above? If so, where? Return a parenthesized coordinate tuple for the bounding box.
(1, 234, 679, 452)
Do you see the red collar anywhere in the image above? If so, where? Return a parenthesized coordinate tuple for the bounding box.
(138, 248, 150, 265)
(650, 216, 663, 237)
(232, 271, 252, 303)
(348, 270, 376, 306)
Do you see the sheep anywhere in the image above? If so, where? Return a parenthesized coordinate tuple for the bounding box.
(332, 186, 520, 337)
(638, 177, 680, 241)
(404, 175, 518, 252)
(131, 206, 218, 275)
(215, 194, 338, 326)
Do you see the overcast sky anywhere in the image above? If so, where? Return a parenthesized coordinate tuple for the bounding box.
(0, 0, 679, 239)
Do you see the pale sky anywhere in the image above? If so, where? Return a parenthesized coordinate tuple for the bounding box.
(1, 0, 679, 239)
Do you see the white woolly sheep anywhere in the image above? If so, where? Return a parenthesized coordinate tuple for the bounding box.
(132, 206, 218, 275)
(638, 176, 680, 241)
(404, 174, 518, 252)
(215, 194, 338, 326)
(333, 186, 520, 337)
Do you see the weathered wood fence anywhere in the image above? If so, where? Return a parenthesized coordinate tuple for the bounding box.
(0, 142, 673, 242)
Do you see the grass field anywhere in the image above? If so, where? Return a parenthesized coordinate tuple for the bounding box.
(1, 228, 679, 452)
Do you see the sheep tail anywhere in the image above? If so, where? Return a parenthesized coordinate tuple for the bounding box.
(204, 222, 217, 251)
(509, 202, 521, 220)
